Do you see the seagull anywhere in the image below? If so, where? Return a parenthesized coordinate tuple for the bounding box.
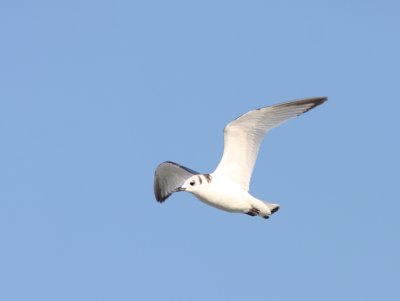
(154, 97, 327, 219)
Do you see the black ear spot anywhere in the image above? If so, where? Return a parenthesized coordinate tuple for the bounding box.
(190, 180, 195, 186)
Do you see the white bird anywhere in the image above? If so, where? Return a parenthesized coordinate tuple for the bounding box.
(154, 97, 327, 219)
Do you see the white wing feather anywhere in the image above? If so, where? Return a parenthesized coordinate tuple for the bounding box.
(213, 97, 327, 190)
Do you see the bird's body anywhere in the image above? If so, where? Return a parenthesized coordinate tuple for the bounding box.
(180, 173, 278, 218)
(154, 97, 327, 219)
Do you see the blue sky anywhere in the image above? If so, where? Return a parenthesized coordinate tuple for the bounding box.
(1, 0, 399, 300)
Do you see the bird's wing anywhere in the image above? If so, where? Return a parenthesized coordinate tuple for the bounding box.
(154, 161, 199, 202)
(213, 97, 327, 190)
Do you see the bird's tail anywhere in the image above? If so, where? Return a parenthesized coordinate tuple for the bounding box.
(267, 203, 280, 214)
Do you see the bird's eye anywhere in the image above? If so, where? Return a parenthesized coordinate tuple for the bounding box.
(190, 180, 195, 186)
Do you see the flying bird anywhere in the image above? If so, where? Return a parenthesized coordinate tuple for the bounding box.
(154, 97, 327, 219)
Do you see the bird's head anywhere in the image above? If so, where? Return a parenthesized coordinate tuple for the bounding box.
(177, 174, 212, 194)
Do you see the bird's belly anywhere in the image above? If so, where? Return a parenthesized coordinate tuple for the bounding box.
(193, 189, 249, 213)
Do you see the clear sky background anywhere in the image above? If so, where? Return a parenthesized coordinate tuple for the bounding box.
(1, 1, 399, 300)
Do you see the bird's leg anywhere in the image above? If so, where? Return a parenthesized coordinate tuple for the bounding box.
(246, 207, 260, 216)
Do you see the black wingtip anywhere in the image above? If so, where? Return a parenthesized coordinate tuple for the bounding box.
(276, 96, 327, 115)
(310, 96, 328, 106)
(283, 96, 327, 107)
(302, 96, 328, 113)
(154, 180, 167, 203)
(252, 96, 328, 113)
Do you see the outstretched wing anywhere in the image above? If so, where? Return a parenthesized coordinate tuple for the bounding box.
(213, 97, 327, 191)
(154, 161, 199, 202)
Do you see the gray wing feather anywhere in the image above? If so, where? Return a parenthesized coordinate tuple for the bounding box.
(154, 161, 199, 202)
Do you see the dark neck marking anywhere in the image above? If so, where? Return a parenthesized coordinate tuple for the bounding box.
(198, 175, 203, 184)
(204, 174, 212, 183)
